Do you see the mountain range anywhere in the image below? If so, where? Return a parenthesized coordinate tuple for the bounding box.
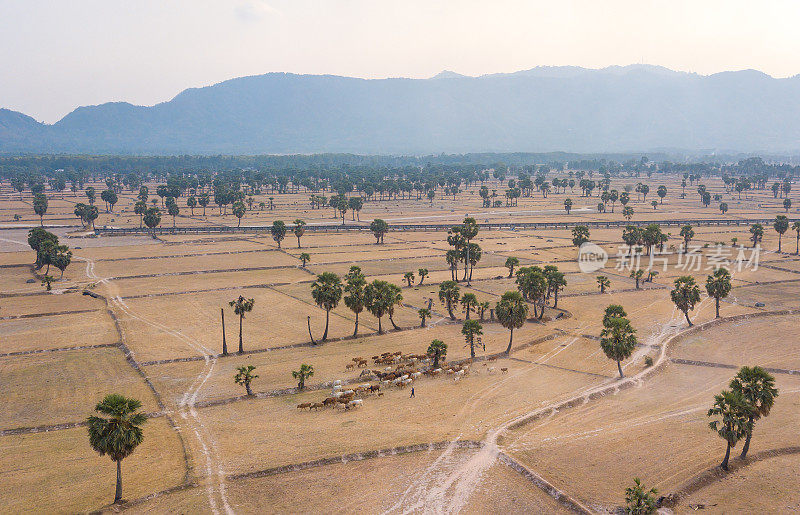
(2, 64, 800, 155)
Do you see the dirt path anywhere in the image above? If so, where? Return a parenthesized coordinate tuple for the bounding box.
(79, 257, 235, 515)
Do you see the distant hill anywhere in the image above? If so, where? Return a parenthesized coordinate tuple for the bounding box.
(3, 65, 800, 155)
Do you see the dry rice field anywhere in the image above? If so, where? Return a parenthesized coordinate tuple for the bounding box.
(1, 174, 799, 513)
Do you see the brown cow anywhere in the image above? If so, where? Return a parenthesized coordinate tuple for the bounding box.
(357, 359, 368, 368)
(323, 397, 338, 407)
(345, 363, 355, 370)
(310, 402, 324, 410)
(501, 367, 508, 374)
(297, 403, 312, 410)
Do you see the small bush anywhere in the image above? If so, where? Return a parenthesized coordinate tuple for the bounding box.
(644, 356, 654, 367)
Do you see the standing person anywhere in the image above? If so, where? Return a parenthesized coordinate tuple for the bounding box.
(410, 387, 415, 398)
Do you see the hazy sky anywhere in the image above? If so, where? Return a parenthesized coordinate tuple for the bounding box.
(3, 0, 800, 123)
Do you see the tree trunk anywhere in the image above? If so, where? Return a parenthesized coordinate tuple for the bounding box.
(114, 459, 123, 503)
(377, 317, 383, 334)
(420, 317, 426, 328)
(721, 441, 731, 470)
(221, 308, 227, 356)
(617, 360, 624, 378)
(447, 302, 455, 320)
(389, 313, 400, 330)
(322, 309, 330, 341)
(297, 236, 301, 248)
(505, 328, 514, 355)
(465, 307, 470, 320)
(740, 415, 754, 459)
(778, 234, 782, 252)
(238, 314, 244, 354)
(715, 297, 720, 318)
(470, 341, 475, 359)
(554, 289, 559, 308)
(245, 383, 253, 396)
(684, 310, 693, 326)
(307, 316, 316, 344)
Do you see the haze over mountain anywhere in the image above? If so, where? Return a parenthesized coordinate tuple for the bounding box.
(2, 64, 800, 155)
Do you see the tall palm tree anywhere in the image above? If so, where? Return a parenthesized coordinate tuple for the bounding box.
(597, 275, 611, 293)
(311, 272, 343, 341)
(707, 389, 750, 470)
(495, 291, 528, 355)
(705, 268, 732, 318)
(460, 292, 478, 320)
(774, 215, 789, 252)
(343, 266, 366, 337)
(293, 219, 306, 248)
(461, 320, 483, 359)
(385, 282, 404, 330)
(438, 281, 460, 320)
(793, 221, 800, 254)
(87, 394, 147, 504)
(670, 276, 701, 326)
(730, 366, 778, 459)
(417, 268, 429, 285)
(427, 339, 447, 368)
(505, 256, 520, 278)
(418, 308, 431, 327)
(229, 296, 255, 354)
(403, 271, 415, 287)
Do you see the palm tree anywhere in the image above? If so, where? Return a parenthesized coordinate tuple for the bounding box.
(438, 281, 460, 320)
(417, 268, 429, 285)
(749, 223, 764, 248)
(600, 315, 637, 378)
(311, 272, 343, 341)
(774, 215, 789, 252)
(87, 394, 147, 504)
(385, 282, 404, 330)
(505, 256, 520, 278)
(630, 268, 644, 289)
(364, 279, 392, 334)
(708, 389, 750, 470)
(706, 268, 732, 318)
(418, 308, 431, 328)
(460, 292, 478, 319)
(679, 225, 694, 252)
(495, 291, 528, 355)
(461, 320, 483, 359)
(343, 266, 366, 337)
(670, 276, 701, 326)
(622, 205, 634, 221)
(293, 219, 306, 247)
(794, 221, 800, 254)
(597, 275, 610, 293)
(625, 478, 658, 515)
(292, 364, 315, 390)
(403, 271, 415, 287)
(234, 365, 258, 396)
(299, 252, 310, 268)
(730, 366, 778, 459)
(229, 296, 255, 354)
(427, 339, 447, 368)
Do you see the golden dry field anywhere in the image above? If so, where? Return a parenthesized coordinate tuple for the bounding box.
(1, 172, 799, 514)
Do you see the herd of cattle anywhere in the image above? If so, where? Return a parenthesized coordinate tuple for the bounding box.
(297, 351, 508, 412)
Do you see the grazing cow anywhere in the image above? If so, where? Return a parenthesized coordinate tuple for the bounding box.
(333, 380, 342, 386)
(488, 357, 497, 362)
(501, 368, 508, 374)
(345, 364, 355, 370)
(346, 399, 363, 409)
(323, 397, 338, 407)
(369, 384, 381, 393)
(410, 372, 422, 379)
(297, 403, 312, 410)
(357, 360, 368, 368)
(377, 392, 384, 397)
(487, 367, 496, 374)
(310, 402, 324, 410)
